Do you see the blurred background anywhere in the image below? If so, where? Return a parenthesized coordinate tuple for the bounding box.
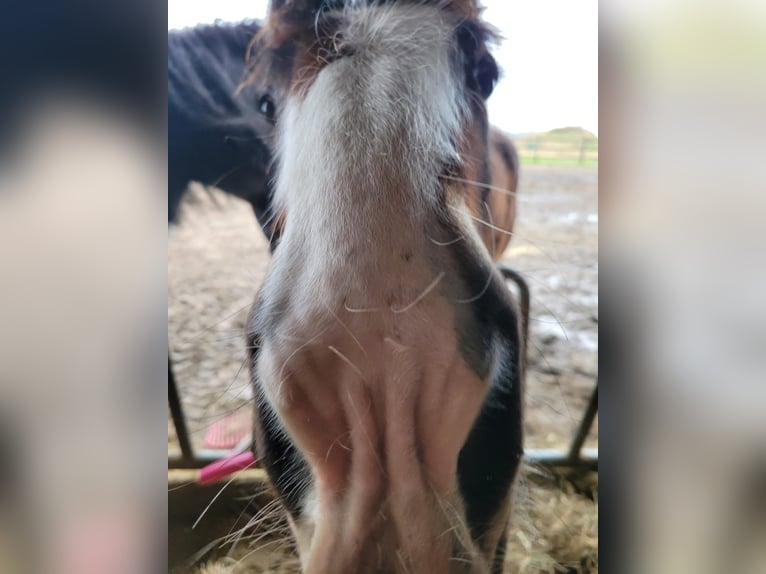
(601, 2, 766, 572)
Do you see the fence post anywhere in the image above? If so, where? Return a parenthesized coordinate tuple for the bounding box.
(169, 354, 194, 460)
(567, 382, 598, 464)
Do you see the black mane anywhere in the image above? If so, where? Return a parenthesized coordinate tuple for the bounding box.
(168, 20, 261, 127)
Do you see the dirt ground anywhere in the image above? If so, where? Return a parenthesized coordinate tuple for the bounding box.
(168, 164, 598, 572)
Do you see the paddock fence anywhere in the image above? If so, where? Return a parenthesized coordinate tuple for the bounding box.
(515, 135, 599, 167)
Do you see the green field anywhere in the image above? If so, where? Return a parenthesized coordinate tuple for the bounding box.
(519, 156, 598, 167)
(513, 126, 598, 167)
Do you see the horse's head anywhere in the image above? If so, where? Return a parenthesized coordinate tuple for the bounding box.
(247, 1, 522, 572)
(167, 21, 287, 242)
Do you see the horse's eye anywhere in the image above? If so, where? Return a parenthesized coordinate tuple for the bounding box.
(474, 54, 499, 100)
(258, 94, 276, 121)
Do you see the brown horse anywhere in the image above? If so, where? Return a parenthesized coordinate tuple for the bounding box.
(463, 127, 518, 260)
(245, 2, 523, 573)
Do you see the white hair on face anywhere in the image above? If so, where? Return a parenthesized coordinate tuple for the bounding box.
(265, 3, 472, 314)
(273, 2, 467, 217)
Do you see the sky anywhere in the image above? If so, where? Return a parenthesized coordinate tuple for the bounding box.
(168, 0, 598, 136)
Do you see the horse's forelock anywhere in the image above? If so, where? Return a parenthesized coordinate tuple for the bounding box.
(250, 0, 496, 93)
(263, 0, 486, 26)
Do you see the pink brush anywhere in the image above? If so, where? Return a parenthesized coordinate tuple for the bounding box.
(199, 451, 256, 485)
(203, 411, 252, 450)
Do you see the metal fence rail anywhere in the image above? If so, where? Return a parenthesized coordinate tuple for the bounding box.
(497, 264, 598, 471)
(516, 137, 599, 166)
(169, 265, 598, 472)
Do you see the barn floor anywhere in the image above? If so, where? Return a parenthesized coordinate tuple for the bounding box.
(168, 165, 599, 572)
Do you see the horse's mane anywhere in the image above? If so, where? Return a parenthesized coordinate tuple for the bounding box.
(168, 20, 263, 128)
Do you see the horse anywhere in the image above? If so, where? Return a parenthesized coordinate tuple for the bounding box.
(168, 20, 517, 259)
(465, 127, 518, 260)
(168, 20, 282, 244)
(244, 2, 523, 572)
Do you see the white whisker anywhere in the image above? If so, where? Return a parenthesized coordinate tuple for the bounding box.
(450, 204, 512, 237)
(275, 328, 329, 396)
(344, 302, 385, 313)
(454, 202, 497, 304)
(324, 433, 352, 462)
(328, 306, 368, 356)
(486, 200, 498, 261)
(192, 458, 256, 530)
(328, 345, 366, 381)
(391, 272, 445, 313)
(428, 234, 465, 246)
(439, 173, 518, 198)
